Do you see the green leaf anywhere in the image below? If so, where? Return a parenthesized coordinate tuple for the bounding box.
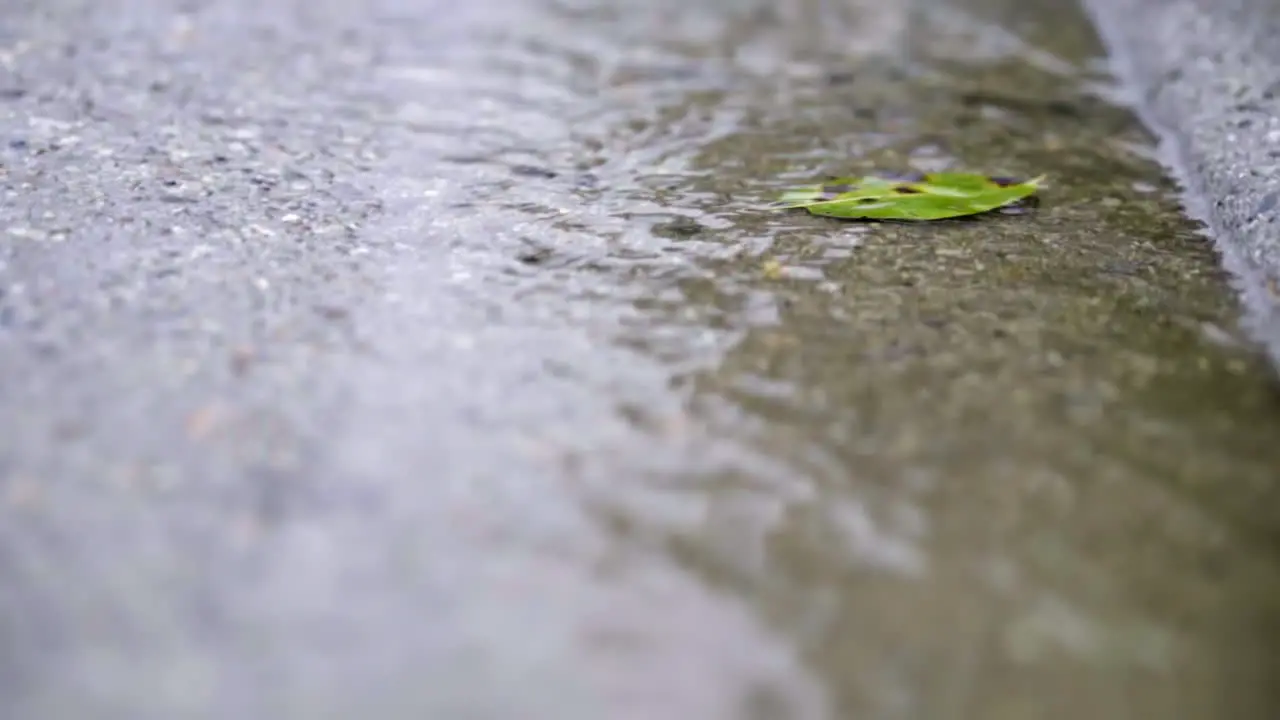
(775, 172, 1045, 221)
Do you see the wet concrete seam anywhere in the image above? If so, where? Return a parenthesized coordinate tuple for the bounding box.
(1081, 0, 1280, 370)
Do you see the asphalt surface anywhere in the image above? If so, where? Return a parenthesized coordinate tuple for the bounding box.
(1082, 0, 1280, 368)
(0, 2, 867, 718)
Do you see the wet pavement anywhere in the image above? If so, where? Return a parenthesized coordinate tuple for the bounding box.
(2, 0, 1279, 718)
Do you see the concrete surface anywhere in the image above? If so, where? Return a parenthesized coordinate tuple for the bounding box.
(1082, 0, 1280, 368)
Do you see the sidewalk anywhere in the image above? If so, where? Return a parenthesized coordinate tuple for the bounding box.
(1083, 0, 1280, 369)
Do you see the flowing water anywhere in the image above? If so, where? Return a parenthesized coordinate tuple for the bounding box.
(3, 0, 1280, 717)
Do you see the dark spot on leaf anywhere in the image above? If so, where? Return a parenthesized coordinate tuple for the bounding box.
(878, 171, 926, 183)
(988, 176, 1019, 187)
(822, 184, 854, 194)
(857, 197, 879, 204)
(892, 185, 922, 194)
